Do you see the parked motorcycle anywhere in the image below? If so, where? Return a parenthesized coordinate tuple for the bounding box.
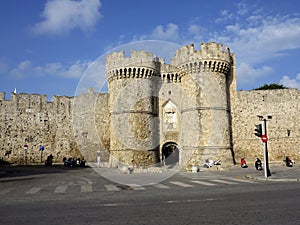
(63, 157, 85, 168)
(203, 159, 221, 168)
(45, 154, 53, 166)
(285, 156, 293, 167)
(255, 158, 263, 170)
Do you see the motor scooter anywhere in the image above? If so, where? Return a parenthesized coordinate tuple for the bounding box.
(63, 157, 85, 168)
(255, 158, 262, 170)
(285, 156, 293, 167)
(45, 154, 53, 166)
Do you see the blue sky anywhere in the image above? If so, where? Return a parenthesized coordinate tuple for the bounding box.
(1, 0, 300, 100)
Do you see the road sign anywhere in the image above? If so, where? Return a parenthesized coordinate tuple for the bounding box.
(261, 134, 268, 143)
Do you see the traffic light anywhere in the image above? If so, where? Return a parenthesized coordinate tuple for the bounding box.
(254, 124, 262, 137)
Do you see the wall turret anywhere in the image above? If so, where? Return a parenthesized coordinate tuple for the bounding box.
(106, 50, 161, 167)
(172, 42, 236, 166)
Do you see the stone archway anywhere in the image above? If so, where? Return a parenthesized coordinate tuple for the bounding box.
(162, 142, 179, 165)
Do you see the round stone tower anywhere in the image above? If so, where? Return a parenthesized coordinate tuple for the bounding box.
(171, 42, 235, 166)
(106, 50, 161, 167)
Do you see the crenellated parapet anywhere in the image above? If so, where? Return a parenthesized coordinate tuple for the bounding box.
(160, 64, 186, 83)
(106, 50, 160, 83)
(171, 42, 233, 75)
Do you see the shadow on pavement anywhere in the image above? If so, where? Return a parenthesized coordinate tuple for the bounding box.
(0, 164, 90, 181)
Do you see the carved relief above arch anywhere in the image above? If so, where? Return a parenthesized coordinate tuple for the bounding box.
(162, 100, 178, 131)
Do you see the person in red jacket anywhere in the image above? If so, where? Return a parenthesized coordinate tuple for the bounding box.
(241, 157, 248, 168)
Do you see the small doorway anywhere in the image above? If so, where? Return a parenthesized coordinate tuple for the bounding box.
(162, 142, 179, 165)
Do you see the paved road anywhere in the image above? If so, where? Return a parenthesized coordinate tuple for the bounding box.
(0, 165, 299, 225)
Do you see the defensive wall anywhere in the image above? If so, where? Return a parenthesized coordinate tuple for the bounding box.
(0, 90, 110, 164)
(1, 87, 300, 166)
(1, 42, 299, 168)
(232, 88, 300, 164)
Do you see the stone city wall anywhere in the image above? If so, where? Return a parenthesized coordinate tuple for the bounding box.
(231, 88, 300, 164)
(0, 90, 110, 164)
(0, 92, 80, 164)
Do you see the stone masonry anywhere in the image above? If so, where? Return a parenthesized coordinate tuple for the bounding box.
(0, 42, 299, 169)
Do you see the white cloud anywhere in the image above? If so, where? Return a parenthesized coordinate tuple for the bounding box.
(236, 2, 250, 16)
(151, 23, 179, 40)
(187, 24, 204, 41)
(211, 16, 300, 65)
(185, 3, 300, 64)
(33, 0, 102, 35)
(10, 60, 90, 79)
(280, 74, 300, 89)
(215, 10, 234, 23)
(41, 61, 90, 78)
(10, 60, 32, 78)
(237, 62, 273, 83)
(204, 3, 300, 87)
(137, 23, 179, 41)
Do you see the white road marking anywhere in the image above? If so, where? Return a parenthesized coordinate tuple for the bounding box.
(55, 185, 68, 193)
(104, 184, 120, 192)
(227, 177, 256, 183)
(151, 183, 170, 189)
(81, 184, 93, 193)
(128, 184, 146, 190)
(26, 187, 41, 194)
(191, 180, 217, 186)
(210, 179, 238, 185)
(170, 181, 194, 187)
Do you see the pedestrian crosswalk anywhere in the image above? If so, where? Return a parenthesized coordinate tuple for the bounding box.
(209, 179, 238, 185)
(26, 186, 41, 194)
(54, 185, 68, 194)
(103, 178, 256, 192)
(81, 184, 93, 193)
(191, 180, 217, 186)
(169, 181, 194, 188)
(0, 178, 257, 196)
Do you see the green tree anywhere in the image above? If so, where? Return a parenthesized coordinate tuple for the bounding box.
(253, 83, 288, 90)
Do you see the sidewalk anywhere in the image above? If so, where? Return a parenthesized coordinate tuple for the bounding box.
(207, 163, 300, 182)
(242, 164, 300, 182)
(89, 162, 300, 184)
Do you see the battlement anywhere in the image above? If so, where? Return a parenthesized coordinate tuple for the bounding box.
(0, 92, 5, 101)
(106, 50, 160, 71)
(0, 92, 76, 114)
(106, 50, 161, 82)
(171, 42, 232, 66)
(160, 64, 186, 83)
(170, 42, 234, 75)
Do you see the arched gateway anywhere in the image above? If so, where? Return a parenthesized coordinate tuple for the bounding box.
(162, 142, 179, 165)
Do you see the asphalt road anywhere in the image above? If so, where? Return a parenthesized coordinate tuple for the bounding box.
(0, 165, 299, 225)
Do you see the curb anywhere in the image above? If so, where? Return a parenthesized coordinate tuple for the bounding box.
(245, 174, 300, 182)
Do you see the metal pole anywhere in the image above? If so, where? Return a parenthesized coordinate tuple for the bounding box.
(97, 151, 101, 167)
(262, 119, 271, 177)
(25, 149, 27, 165)
(24, 145, 28, 165)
